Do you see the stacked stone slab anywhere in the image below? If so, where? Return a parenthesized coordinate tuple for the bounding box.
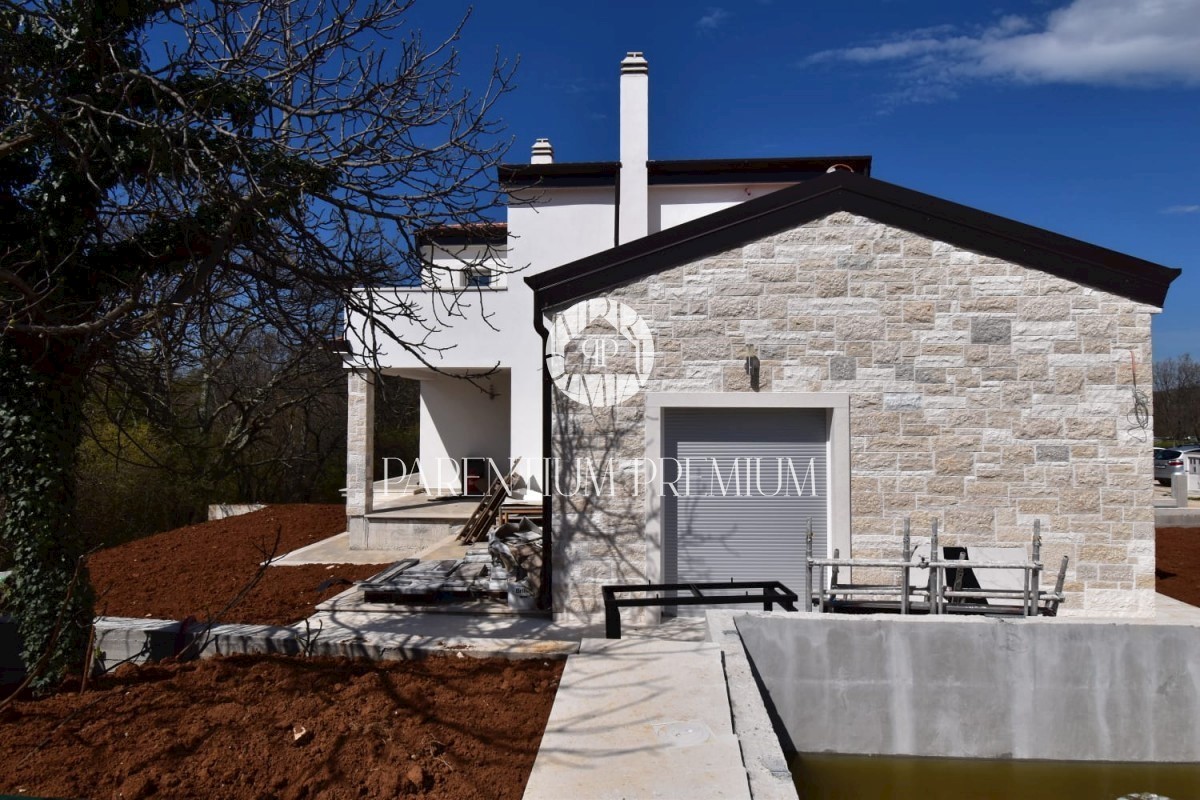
(346, 370, 375, 547)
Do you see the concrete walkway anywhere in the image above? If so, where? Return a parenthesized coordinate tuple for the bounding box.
(270, 528, 476, 566)
(1153, 592, 1200, 624)
(270, 532, 401, 566)
(1155, 507, 1200, 526)
(523, 637, 751, 800)
(370, 493, 479, 517)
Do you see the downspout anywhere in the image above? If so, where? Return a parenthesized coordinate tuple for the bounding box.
(533, 302, 554, 613)
(613, 164, 621, 247)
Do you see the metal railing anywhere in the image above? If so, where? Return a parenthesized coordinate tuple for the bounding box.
(805, 518, 1068, 617)
(601, 581, 799, 638)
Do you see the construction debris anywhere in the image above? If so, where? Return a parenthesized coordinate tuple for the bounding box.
(354, 516, 544, 612)
(358, 559, 490, 603)
(805, 518, 1068, 616)
(456, 459, 523, 545)
(489, 517, 543, 605)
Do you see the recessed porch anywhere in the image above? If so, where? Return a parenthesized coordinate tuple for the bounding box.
(345, 367, 514, 553)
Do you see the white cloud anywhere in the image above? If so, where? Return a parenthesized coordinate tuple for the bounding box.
(696, 7, 731, 33)
(1163, 204, 1200, 214)
(807, 0, 1200, 101)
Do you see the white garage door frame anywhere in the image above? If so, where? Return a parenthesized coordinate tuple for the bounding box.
(642, 392, 851, 599)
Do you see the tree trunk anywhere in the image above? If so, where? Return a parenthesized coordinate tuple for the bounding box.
(0, 337, 95, 691)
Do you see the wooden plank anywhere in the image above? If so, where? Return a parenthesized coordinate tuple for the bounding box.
(457, 459, 523, 544)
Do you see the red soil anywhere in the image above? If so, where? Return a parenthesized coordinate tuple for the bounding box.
(89, 505, 390, 626)
(0, 653, 562, 800)
(80, 508, 1200, 623)
(1156, 526, 1200, 607)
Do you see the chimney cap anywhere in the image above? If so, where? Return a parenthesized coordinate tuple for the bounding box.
(531, 137, 554, 164)
(620, 51, 648, 74)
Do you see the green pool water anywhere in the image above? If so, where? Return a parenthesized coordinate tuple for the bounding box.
(788, 752, 1200, 800)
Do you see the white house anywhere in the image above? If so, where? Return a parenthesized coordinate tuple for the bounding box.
(344, 52, 869, 539)
(345, 52, 1178, 624)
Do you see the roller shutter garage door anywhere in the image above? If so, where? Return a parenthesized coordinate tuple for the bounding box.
(663, 407, 828, 614)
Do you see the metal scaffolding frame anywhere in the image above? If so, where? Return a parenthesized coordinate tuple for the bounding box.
(804, 518, 1068, 617)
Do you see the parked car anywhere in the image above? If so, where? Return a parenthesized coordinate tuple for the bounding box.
(1155, 446, 1200, 485)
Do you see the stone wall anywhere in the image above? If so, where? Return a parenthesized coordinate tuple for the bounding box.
(550, 211, 1157, 623)
(207, 503, 266, 521)
(346, 370, 375, 548)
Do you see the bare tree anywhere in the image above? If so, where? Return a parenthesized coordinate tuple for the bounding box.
(0, 0, 513, 687)
(1154, 354, 1200, 444)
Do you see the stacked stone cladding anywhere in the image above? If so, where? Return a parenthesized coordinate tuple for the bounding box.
(550, 211, 1157, 624)
(346, 371, 375, 546)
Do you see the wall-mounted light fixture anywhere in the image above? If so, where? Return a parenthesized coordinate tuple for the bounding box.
(744, 345, 761, 392)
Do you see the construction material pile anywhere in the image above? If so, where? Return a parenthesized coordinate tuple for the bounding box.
(487, 516, 543, 610)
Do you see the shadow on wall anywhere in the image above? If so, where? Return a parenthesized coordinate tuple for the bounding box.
(551, 390, 650, 624)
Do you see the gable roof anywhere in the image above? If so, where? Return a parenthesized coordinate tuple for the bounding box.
(526, 172, 1180, 311)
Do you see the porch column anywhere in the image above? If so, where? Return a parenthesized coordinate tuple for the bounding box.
(346, 369, 375, 544)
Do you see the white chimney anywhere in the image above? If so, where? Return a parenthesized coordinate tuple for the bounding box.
(531, 137, 554, 164)
(619, 52, 649, 244)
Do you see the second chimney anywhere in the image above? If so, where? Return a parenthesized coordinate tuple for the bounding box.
(619, 52, 649, 244)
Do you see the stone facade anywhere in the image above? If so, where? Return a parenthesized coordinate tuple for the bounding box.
(549, 211, 1158, 624)
(346, 370, 375, 546)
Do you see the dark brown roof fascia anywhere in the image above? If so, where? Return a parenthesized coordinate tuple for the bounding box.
(500, 155, 873, 189)
(499, 162, 621, 188)
(648, 155, 872, 184)
(526, 172, 1180, 311)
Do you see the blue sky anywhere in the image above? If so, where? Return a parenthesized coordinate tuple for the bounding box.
(407, 0, 1199, 361)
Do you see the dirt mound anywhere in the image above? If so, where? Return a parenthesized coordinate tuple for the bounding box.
(0, 653, 561, 799)
(89, 505, 389, 625)
(1157, 526, 1200, 607)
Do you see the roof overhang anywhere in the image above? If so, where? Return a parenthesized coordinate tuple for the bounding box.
(499, 155, 873, 190)
(416, 222, 507, 247)
(527, 172, 1180, 313)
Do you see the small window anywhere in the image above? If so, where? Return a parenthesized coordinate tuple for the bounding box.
(465, 269, 492, 288)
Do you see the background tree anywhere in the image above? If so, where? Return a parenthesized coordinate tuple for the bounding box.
(0, 0, 512, 687)
(65, 362, 421, 558)
(1154, 354, 1200, 444)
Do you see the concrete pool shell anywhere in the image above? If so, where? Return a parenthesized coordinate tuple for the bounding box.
(524, 610, 1200, 799)
(733, 612, 1200, 764)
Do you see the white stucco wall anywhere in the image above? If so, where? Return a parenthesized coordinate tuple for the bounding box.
(649, 182, 793, 233)
(346, 285, 520, 371)
(506, 186, 619, 268)
(423, 241, 509, 290)
(416, 371, 512, 495)
(347, 181, 802, 496)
